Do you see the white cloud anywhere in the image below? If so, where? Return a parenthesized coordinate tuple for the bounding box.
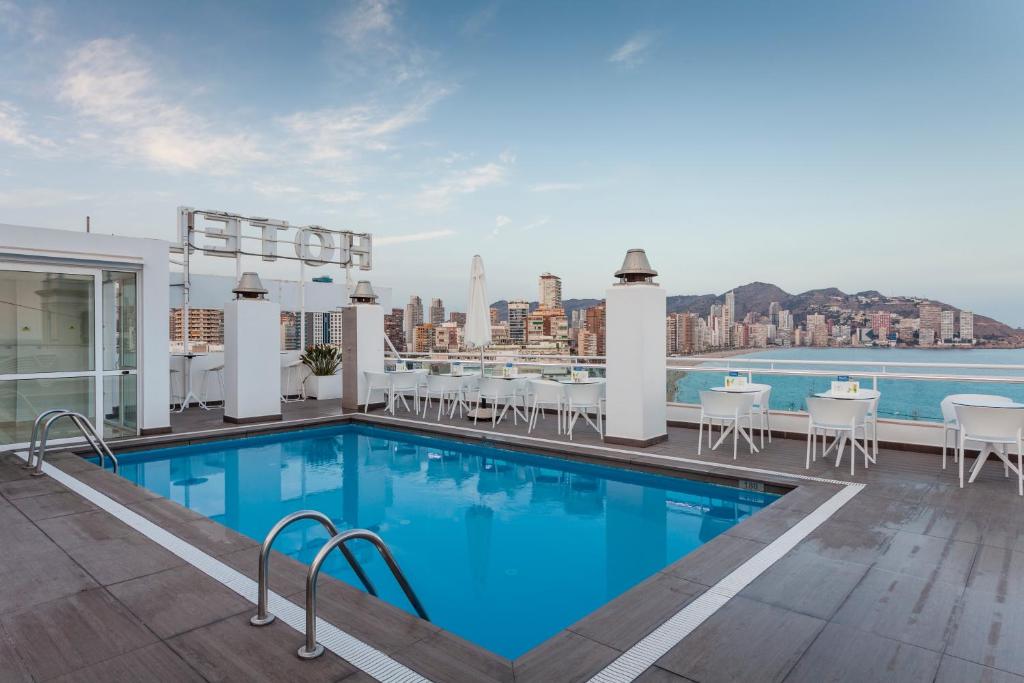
(59, 38, 263, 173)
(0, 101, 56, 153)
(529, 182, 583, 193)
(609, 32, 655, 68)
(495, 214, 511, 227)
(0, 187, 94, 208)
(417, 159, 509, 210)
(521, 216, 550, 231)
(327, 0, 429, 83)
(0, 1, 53, 42)
(461, 2, 499, 36)
(253, 181, 365, 204)
(280, 85, 451, 161)
(376, 228, 456, 246)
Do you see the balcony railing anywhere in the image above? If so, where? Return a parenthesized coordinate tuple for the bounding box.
(386, 351, 1024, 424)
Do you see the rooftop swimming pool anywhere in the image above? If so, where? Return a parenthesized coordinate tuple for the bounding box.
(108, 424, 779, 658)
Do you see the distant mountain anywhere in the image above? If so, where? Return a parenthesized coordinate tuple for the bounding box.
(493, 282, 1023, 343)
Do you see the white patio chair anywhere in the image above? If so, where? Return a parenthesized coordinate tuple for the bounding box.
(527, 380, 566, 435)
(564, 382, 604, 440)
(169, 368, 183, 409)
(941, 394, 1013, 469)
(475, 377, 517, 427)
(805, 397, 871, 475)
(752, 386, 772, 448)
(388, 372, 421, 415)
(422, 375, 464, 420)
(362, 371, 390, 413)
(457, 374, 481, 416)
(698, 391, 757, 459)
(954, 404, 1024, 493)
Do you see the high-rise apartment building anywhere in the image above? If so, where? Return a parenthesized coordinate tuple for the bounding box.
(449, 311, 467, 327)
(723, 291, 736, 347)
(429, 298, 445, 326)
(507, 299, 529, 344)
(940, 310, 955, 342)
(871, 311, 892, 339)
(539, 273, 562, 309)
(919, 304, 941, 342)
(584, 303, 606, 356)
(304, 311, 343, 347)
(807, 314, 829, 347)
(412, 323, 434, 353)
(384, 308, 405, 351)
(959, 311, 974, 341)
(665, 317, 678, 354)
(768, 301, 781, 326)
(170, 308, 224, 346)
(404, 296, 423, 351)
(489, 307, 499, 325)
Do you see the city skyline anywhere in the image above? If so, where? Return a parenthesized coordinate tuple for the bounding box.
(1, 1, 1022, 324)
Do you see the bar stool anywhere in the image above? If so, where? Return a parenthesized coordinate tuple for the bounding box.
(199, 364, 225, 410)
(170, 368, 184, 409)
(282, 359, 306, 402)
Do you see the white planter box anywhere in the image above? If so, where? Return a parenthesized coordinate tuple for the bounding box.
(305, 374, 342, 400)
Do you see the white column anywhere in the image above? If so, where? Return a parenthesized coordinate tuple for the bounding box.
(604, 280, 667, 446)
(342, 302, 384, 411)
(224, 298, 281, 423)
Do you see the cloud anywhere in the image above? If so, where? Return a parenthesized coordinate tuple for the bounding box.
(462, 2, 500, 36)
(608, 32, 655, 68)
(417, 156, 511, 210)
(0, 101, 56, 153)
(495, 214, 511, 227)
(253, 181, 365, 204)
(0, 187, 94, 208)
(521, 216, 550, 231)
(529, 182, 583, 193)
(59, 38, 263, 173)
(280, 85, 451, 161)
(0, 0, 53, 42)
(327, 0, 429, 83)
(376, 228, 456, 246)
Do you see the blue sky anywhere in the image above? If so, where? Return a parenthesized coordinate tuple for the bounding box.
(1, 0, 1022, 324)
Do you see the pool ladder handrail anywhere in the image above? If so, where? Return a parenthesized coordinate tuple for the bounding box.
(250, 510, 378, 626)
(298, 528, 429, 660)
(25, 409, 119, 476)
(249, 510, 428, 661)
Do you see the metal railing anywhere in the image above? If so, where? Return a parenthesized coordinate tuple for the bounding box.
(250, 510, 377, 626)
(251, 510, 428, 661)
(384, 350, 1024, 424)
(26, 409, 119, 476)
(297, 528, 427, 659)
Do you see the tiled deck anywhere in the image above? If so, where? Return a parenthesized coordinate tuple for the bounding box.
(2, 399, 1023, 682)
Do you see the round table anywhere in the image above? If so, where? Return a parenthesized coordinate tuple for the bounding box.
(711, 383, 770, 394)
(171, 352, 206, 412)
(814, 389, 881, 401)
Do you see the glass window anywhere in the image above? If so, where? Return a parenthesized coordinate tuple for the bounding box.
(0, 270, 95, 373)
(0, 377, 95, 443)
(102, 271, 138, 370)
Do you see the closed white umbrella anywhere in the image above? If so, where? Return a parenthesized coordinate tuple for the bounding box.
(465, 254, 492, 359)
(465, 255, 492, 418)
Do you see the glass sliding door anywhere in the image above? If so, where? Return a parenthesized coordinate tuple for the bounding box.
(0, 266, 140, 446)
(0, 269, 97, 443)
(101, 271, 139, 438)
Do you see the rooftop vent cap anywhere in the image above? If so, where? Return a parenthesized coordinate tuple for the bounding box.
(350, 280, 378, 304)
(614, 249, 658, 284)
(232, 272, 268, 299)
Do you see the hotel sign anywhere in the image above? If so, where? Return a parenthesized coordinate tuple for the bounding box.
(172, 206, 372, 270)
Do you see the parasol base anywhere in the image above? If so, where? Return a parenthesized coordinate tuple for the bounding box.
(466, 407, 496, 420)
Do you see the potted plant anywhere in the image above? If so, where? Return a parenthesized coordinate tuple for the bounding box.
(300, 344, 342, 400)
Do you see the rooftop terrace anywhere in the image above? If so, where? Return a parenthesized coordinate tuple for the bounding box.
(3, 399, 1023, 682)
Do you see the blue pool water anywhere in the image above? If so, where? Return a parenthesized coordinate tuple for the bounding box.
(111, 424, 777, 658)
(673, 348, 1024, 422)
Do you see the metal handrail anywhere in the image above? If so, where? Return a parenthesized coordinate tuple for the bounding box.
(250, 510, 377, 627)
(298, 528, 428, 660)
(25, 409, 71, 470)
(30, 411, 119, 476)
